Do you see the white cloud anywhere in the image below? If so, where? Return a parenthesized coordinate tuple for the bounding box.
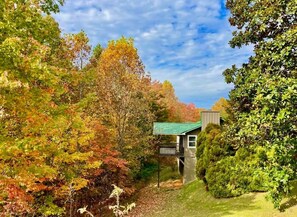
(53, 0, 253, 108)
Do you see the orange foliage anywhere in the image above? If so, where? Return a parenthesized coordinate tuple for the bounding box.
(151, 80, 204, 122)
(0, 179, 33, 216)
(211, 97, 229, 118)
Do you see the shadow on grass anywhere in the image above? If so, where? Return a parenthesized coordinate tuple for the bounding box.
(280, 196, 297, 212)
(162, 181, 262, 217)
(203, 194, 260, 217)
(280, 181, 297, 212)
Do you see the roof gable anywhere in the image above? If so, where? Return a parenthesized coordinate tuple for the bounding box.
(153, 121, 202, 135)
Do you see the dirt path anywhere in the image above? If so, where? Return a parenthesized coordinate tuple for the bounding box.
(127, 180, 182, 217)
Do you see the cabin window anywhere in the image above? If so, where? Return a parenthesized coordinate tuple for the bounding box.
(187, 135, 197, 148)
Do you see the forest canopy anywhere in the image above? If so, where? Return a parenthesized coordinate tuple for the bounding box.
(0, 1, 205, 215)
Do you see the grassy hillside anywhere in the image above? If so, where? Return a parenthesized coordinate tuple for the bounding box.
(142, 180, 297, 217)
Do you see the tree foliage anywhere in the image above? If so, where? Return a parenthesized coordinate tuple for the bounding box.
(151, 80, 203, 122)
(224, 0, 297, 208)
(64, 31, 91, 70)
(196, 124, 268, 198)
(196, 124, 230, 181)
(95, 37, 154, 177)
(0, 1, 103, 215)
(0, 0, 206, 215)
(211, 97, 229, 119)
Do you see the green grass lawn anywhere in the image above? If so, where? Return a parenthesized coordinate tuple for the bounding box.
(144, 180, 297, 217)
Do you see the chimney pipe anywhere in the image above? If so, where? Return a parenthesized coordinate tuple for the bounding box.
(201, 111, 220, 130)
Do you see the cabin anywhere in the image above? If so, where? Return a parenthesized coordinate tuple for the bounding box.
(153, 111, 220, 184)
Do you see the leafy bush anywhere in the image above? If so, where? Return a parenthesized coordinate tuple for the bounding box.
(136, 161, 158, 181)
(206, 156, 245, 197)
(196, 124, 269, 198)
(196, 124, 233, 185)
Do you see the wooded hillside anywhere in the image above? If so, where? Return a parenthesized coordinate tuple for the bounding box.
(0, 1, 204, 215)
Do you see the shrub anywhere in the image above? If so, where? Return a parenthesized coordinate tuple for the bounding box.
(196, 124, 233, 185)
(196, 124, 268, 198)
(136, 161, 158, 181)
(205, 148, 269, 198)
(206, 156, 245, 197)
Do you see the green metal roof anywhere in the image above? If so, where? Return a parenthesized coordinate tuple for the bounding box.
(153, 121, 202, 135)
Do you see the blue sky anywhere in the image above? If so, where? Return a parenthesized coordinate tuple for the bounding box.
(53, 0, 253, 109)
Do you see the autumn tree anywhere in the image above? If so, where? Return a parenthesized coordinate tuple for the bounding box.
(95, 37, 154, 177)
(211, 97, 229, 119)
(88, 43, 103, 68)
(151, 80, 203, 122)
(179, 103, 203, 122)
(64, 31, 91, 70)
(160, 80, 182, 121)
(148, 81, 169, 123)
(0, 1, 101, 215)
(224, 0, 297, 208)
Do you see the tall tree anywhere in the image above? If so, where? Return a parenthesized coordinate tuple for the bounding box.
(0, 1, 100, 215)
(161, 80, 181, 121)
(64, 31, 91, 70)
(95, 37, 154, 176)
(224, 0, 297, 208)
